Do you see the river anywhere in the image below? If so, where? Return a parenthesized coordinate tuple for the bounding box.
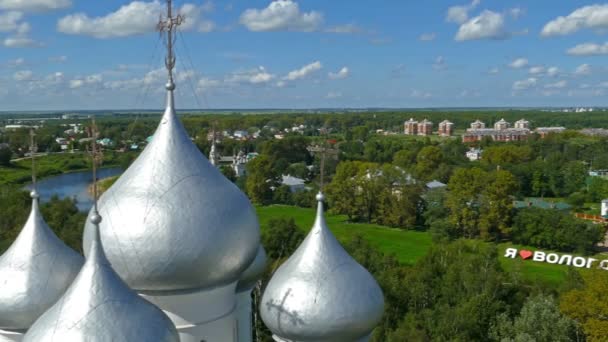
(24, 168, 123, 212)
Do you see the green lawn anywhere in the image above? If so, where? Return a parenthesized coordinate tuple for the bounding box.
(256, 205, 602, 286)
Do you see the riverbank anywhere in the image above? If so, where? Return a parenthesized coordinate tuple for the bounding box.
(88, 175, 119, 196)
(0, 152, 133, 186)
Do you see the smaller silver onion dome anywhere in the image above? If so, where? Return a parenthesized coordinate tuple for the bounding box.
(23, 213, 179, 342)
(236, 245, 267, 292)
(260, 193, 384, 342)
(0, 193, 83, 330)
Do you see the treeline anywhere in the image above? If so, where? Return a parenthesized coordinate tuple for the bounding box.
(258, 218, 605, 341)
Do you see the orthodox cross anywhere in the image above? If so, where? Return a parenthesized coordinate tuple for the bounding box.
(29, 128, 38, 189)
(157, 0, 184, 84)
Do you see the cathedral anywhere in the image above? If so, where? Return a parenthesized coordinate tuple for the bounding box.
(0, 1, 384, 341)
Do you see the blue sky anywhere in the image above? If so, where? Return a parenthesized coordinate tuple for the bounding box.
(2, 0, 608, 110)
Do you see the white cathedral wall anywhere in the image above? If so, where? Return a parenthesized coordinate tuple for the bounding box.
(0, 329, 23, 342)
(141, 282, 238, 342)
(236, 290, 253, 342)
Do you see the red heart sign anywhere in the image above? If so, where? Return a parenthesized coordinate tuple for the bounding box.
(519, 250, 533, 260)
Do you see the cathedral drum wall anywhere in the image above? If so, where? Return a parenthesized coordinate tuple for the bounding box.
(141, 282, 238, 342)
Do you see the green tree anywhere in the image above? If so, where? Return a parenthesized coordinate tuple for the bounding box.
(490, 295, 579, 342)
(563, 161, 587, 195)
(479, 170, 518, 240)
(261, 218, 305, 260)
(0, 146, 11, 166)
(561, 270, 608, 342)
(246, 155, 280, 205)
(414, 145, 443, 181)
(446, 167, 489, 238)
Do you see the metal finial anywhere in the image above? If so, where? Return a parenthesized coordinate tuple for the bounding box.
(87, 117, 103, 214)
(157, 0, 184, 87)
(29, 128, 38, 194)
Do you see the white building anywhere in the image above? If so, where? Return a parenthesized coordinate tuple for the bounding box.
(466, 148, 483, 161)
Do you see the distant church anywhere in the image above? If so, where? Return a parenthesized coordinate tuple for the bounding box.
(0, 1, 384, 341)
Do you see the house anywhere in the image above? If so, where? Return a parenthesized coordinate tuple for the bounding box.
(426, 180, 447, 190)
(281, 175, 306, 193)
(466, 148, 483, 161)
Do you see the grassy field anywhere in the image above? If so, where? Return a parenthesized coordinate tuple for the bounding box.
(256, 205, 605, 286)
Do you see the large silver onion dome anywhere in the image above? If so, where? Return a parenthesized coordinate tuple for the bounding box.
(23, 213, 179, 342)
(0, 192, 83, 330)
(260, 193, 384, 342)
(82, 87, 260, 292)
(237, 245, 267, 292)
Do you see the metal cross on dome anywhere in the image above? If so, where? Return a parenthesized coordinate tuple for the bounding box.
(29, 128, 38, 188)
(86, 118, 103, 211)
(156, 0, 184, 83)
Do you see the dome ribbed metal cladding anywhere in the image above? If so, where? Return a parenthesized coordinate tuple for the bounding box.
(23, 213, 179, 342)
(82, 83, 260, 292)
(260, 192, 385, 342)
(0, 191, 83, 330)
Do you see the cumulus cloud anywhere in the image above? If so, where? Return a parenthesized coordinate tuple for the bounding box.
(547, 66, 559, 77)
(284, 61, 322, 81)
(574, 63, 591, 76)
(455, 10, 507, 41)
(545, 80, 567, 89)
(13, 70, 32, 81)
(509, 7, 524, 19)
(57, 1, 211, 38)
(0, 0, 71, 12)
(509, 57, 528, 69)
(567, 42, 608, 56)
(529, 66, 545, 75)
(227, 66, 275, 84)
(513, 77, 537, 90)
(0, 11, 24, 32)
(3, 36, 41, 48)
(488, 67, 499, 74)
(7, 57, 25, 67)
(328, 67, 349, 80)
(69, 74, 103, 89)
(419, 32, 436, 41)
(542, 5, 608, 37)
(240, 0, 323, 32)
(446, 0, 480, 24)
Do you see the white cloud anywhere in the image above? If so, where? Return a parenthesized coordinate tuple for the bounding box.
(57, 1, 210, 38)
(567, 42, 608, 56)
(284, 61, 322, 81)
(240, 0, 323, 32)
(542, 5, 608, 37)
(545, 80, 567, 89)
(69, 74, 103, 89)
(197, 77, 221, 91)
(49, 55, 68, 63)
(446, 0, 480, 24)
(513, 77, 537, 90)
(13, 70, 32, 81)
(574, 64, 591, 76)
(328, 67, 349, 80)
(7, 57, 25, 66)
(419, 32, 436, 41)
(509, 7, 524, 19)
(325, 24, 360, 34)
(3, 36, 41, 48)
(455, 10, 507, 41)
(325, 91, 342, 99)
(529, 66, 545, 75)
(433, 56, 447, 70)
(0, 11, 23, 32)
(227, 66, 275, 84)
(509, 58, 528, 69)
(0, 0, 71, 12)
(488, 67, 499, 74)
(547, 66, 559, 77)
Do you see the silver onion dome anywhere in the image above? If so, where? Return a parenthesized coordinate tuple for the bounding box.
(82, 86, 260, 292)
(23, 213, 179, 342)
(260, 193, 384, 342)
(237, 245, 267, 292)
(0, 192, 83, 330)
